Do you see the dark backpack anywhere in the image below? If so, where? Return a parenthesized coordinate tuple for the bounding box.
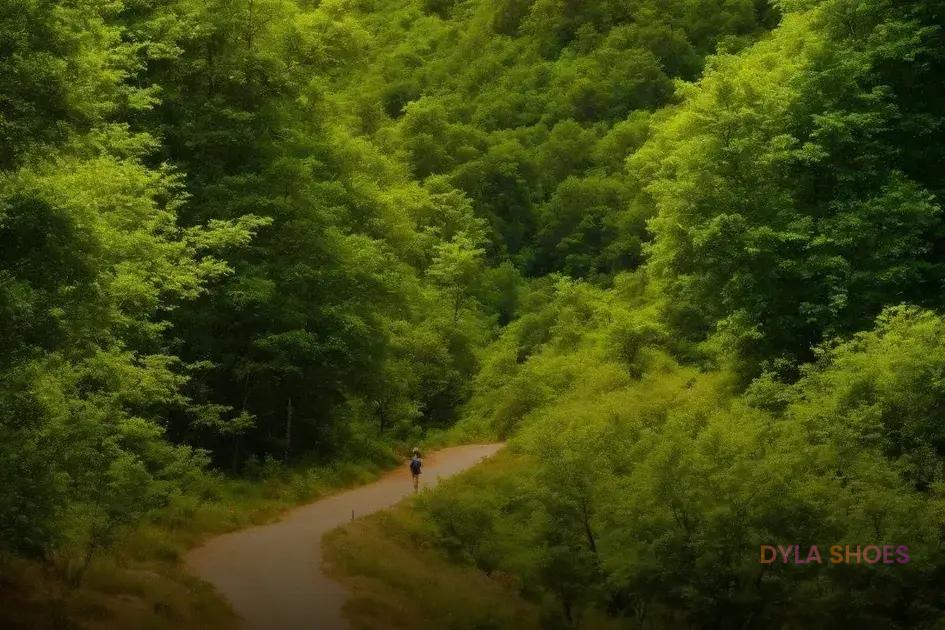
(410, 457, 422, 474)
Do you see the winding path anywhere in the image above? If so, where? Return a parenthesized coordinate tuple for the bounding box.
(185, 443, 504, 629)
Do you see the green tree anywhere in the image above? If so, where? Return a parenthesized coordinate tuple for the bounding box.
(643, 0, 945, 375)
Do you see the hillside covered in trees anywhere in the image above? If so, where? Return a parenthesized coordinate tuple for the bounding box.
(3, 0, 945, 628)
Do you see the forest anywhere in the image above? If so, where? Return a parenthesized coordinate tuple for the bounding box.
(2, 0, 945, 628)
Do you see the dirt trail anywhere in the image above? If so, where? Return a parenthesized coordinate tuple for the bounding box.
(186, 443, 504, 630)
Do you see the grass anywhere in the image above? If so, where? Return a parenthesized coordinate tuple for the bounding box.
(322, 449, 624, 630)
(0, 447, 405, 630)
(324, 506, 542, 630)
(322, 452, 542, 630)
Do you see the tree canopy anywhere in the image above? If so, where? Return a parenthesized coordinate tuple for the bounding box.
(4, 0, 945, 627)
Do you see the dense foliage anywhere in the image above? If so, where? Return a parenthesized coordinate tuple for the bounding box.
(410, 1, 945, 627)
(439, 284, 945, 627)
(644, 0, 945, 376)
(0, 0, 499, 569)
(332, 0, 777, 274)
(4, 0, 945, 628)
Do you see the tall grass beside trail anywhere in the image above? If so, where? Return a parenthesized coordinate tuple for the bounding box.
(323, 479, 543, 630)
(0, 440, 406, 630)
(322, 450, 621, 630)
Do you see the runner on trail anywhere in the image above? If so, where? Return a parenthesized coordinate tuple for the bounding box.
(410, 447, 422, 491)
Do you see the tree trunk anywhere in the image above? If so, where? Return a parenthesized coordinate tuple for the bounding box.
(246, 0, 256, 50)
(232, 435, 241, 474)
(284, 396, 293, 463)
(378, 405, 387, 435)
(581, 501, 597, 554)
(561, 596, 574, 625)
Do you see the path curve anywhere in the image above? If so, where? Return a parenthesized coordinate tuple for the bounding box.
(186, 443, 504, 629)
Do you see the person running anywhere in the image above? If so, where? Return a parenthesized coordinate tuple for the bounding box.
(409, 447, 422, 492)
